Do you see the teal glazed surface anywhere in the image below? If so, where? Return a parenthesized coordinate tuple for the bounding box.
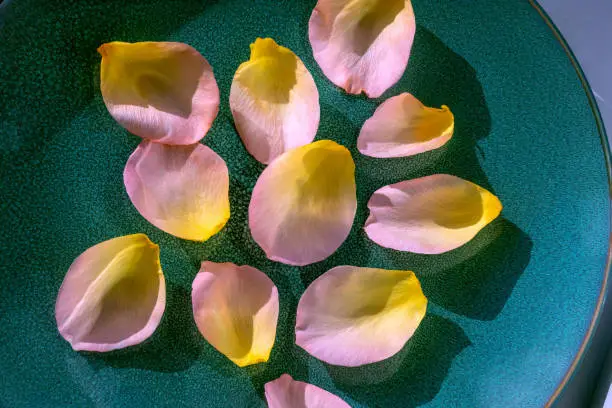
(0, 0, 609, 407)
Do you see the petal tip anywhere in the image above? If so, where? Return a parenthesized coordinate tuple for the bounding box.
(485, 191, 503, 220)
(265, 374, 351, 408)
(97, 43, 107, 57)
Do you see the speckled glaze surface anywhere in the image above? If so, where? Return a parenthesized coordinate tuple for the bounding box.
(0, 1, 608, 407)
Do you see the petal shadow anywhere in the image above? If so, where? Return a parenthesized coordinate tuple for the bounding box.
(313, 25, 532, 322)
(366, 218, 532, 321)
(325, 314, 470, 407)
(83, 284, 202, 373)
(417, 218, 533, 320)
(244, 280, 310, 398)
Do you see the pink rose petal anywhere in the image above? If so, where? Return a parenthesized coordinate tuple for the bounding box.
(309, 0, 416, 97)
(365, 174, 503, 254)
(296, 265, 427, 367)
(55, 234, 166, 352)
(265, 374, 351, 408)
(99, 41, 219, 145)
(230, 38, 320, 164)
(249, 140, 357, 266)
(124, 140, 230, 242)
(358, 93, 454, 158)
(191, 262, 279, 367)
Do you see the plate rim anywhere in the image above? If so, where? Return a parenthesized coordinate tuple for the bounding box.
(527, 1, 612, 406)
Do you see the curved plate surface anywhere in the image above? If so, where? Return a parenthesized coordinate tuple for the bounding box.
(0, 0, 608, 407)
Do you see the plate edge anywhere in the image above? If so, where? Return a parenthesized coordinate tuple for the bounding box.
(527, 1, 612, 407)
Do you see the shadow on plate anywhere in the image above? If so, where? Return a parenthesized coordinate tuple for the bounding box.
(176, 258, 310, 399)
(83, 284, 202, 373)
(325, 314, 470, 408)
(242, 281, 310, 398)
(357, 24, 494, 190)
(173, 160, 266, 269)
(417, 218, 533, 320)
(301, 26, 532, 323)
(375, 217, 532, 321)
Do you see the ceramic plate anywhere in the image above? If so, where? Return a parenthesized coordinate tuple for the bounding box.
(0, 0, 609, 407)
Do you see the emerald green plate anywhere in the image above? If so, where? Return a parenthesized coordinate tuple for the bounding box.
(0, 0, 609, 407)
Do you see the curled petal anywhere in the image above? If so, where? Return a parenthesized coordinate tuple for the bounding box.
(309, 0, 415, 98)
(191, 262, 279, 367)
(230, 38, 320, 164)
(265, 374, 351, 408)
(358, 93, 454, 158)
(98, 41, 219, 145)
(124, 141, 230, 241)
(249, 140, 357, 266)
(55, 234, 166, 352)
(365, 174, 503, 254)
(296, 266, 427, 366)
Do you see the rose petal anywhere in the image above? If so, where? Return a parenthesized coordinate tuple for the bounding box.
(55, 234, 166, 352)
(249, 140, 357, 266)
(191, 262, 279, 367)
(265, 374, 351, 408)
(309, 0, 415, 98)
(365, 174, 503, 254)
(98, 41, 219, 145)
(230, 38, 320, 164)
(124, 140, 230, 241)
(358, 93, 454, 158)
(295, 266, 427, 366)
